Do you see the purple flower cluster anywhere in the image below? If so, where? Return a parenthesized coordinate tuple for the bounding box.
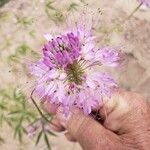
(43, 33, 81, 69)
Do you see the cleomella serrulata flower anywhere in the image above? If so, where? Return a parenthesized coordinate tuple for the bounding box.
(29, 9, 126, 115)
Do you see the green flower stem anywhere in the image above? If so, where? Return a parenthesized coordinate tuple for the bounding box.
(122, 2, 143, 24)
(30, 89, 49, 122)
(30, 89, 60, 128)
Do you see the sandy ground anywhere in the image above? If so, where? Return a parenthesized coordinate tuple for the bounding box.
(0, 0, 150, 149)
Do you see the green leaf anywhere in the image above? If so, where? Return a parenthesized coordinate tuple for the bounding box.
(29, 30, 36, 38)
(8, 110, 21, 115)
(8, 54, 19, 62)
(47, 130, 56, 137)
(0, 87, 54, 146)
(0, 11, 10, 22)
(44, 134, 51, 150)
(0, 136, 4, 144)
(0, 89, 11, 99)
(0, 0, 11, 7)
(0, 103, 7, 110)
(68, 3, 78, 11)
(36, 130, 43, 145)
(26, 112, 36, 119)
(0, 114, 4, 126)
(81, 0, 87, 3)
(18, 129, 23, 143)
(13, 89, 25, 101)
(14, 115, 24, 138)
(4, 118, 13, 127)
(45, 0, 64, 23)
(16, 16, 34, 27)
(45, 0, 56, 10)
(16, 43, 31, 56)
(54, 12, 64, 22)
(22, 127, 27, 134)
(30, 50, 40, 58)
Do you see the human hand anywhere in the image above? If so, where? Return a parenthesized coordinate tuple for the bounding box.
(45, 89, 150, 150)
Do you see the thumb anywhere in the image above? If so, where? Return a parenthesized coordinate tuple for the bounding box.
(57, 107, 122, 150)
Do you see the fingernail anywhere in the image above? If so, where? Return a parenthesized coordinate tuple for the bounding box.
(57, 106, 72, 128)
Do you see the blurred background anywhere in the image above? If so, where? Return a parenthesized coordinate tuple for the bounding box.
(0, 0, 150, 149)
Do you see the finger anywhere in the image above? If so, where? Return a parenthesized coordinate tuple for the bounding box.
(65, 132, 77, 142)
(99, 89, 131, 132)
(57, 107, 122, 150)
(42, 101, 59, 114)
(49, 117, 65, 132)
(100, 89, 149, 134)
(100, 89, 126, 117)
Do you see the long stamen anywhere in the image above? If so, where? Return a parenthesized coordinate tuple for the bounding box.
(78, 59, 89, 67)
(82, 61, 102, 71)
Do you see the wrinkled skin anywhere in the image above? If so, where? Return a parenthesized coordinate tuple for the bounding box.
(45, 89, 150, 150)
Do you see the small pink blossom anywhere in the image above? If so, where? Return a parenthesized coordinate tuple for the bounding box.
(26, 120, 42, 137)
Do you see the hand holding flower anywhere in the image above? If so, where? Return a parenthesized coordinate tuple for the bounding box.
(46, 89, 150, 150)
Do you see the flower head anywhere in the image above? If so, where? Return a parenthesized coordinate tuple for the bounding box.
(29, 10, 125, 115)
